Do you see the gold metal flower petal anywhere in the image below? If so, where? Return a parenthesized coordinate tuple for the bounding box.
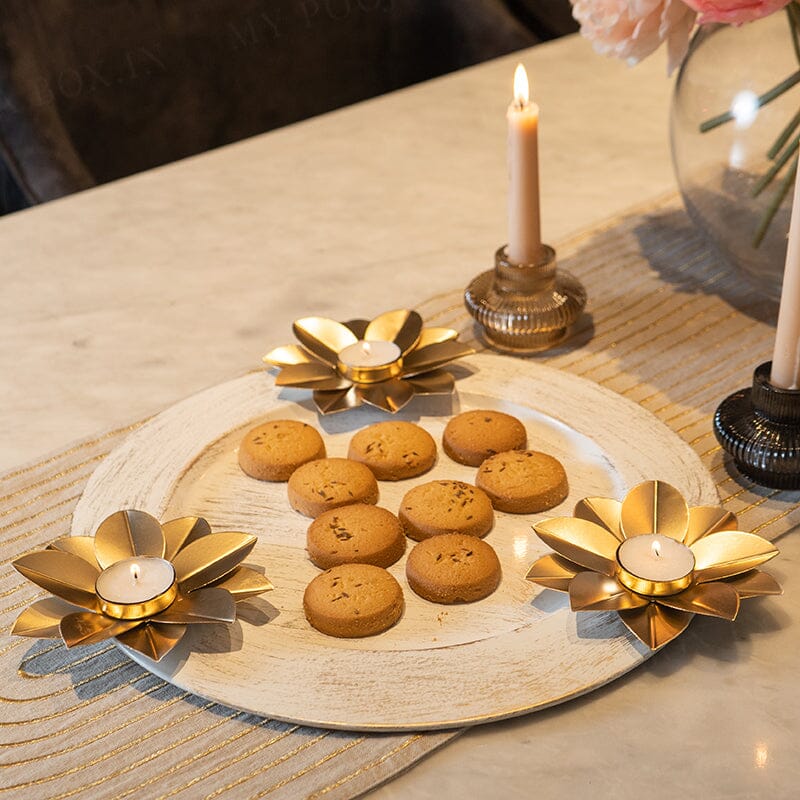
(47, 536, 99, 568)
(401, 341, 475, 377)
(262, 344, 314, 367)
(152, 588, 236, 625)
(417, 327, 459, 349)
(724, 570, 783, 599)
(313, 386, 360, 414)
(657, 582, 740, 621)
(212, 566, 274, 600)
(94, 509, 165, 569)
(364, 309, 422, 355)
(292, 317, 358, 366)
(573, 497, 623, 541)
(525, 553, 582, 591)
(343, 319, 369, 339)
(569, 572, 649, 612)
(162, 516, 212, 562)
(618, 604, 693, 650)
(619, 481, 689, 542)
(172, 532, 257, 592)
(13, 551, 101, 612)
(12, 598, 87, 638)
(116, 622, 187, 662)
(358, 378, 415, 413)
(691, 532, 779, 583)
(59, 612, 140, 648)
(402, 369, 455, 396)
(532, 517, 620, 575)
(684, 506, 738, 547)
(274, 363, 351, 391)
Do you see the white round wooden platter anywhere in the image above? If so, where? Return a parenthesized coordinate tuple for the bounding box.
(72, 353, 718, 731)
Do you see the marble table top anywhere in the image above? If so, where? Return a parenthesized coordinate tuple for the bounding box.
(3, 31, 797, 799)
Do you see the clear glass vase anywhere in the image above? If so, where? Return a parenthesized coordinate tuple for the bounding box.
(670, 14, 800, 301)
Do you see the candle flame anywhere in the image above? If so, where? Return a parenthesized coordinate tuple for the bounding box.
(513, 63, 529, 107)
(651, 540, 661, 559)
(130, 563, 140, 582)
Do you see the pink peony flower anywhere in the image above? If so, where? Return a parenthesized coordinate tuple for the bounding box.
(571, 0, 697, 74)
(681, 0, 790, 24)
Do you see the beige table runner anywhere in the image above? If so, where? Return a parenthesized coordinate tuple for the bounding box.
(2, 194, 798, 800)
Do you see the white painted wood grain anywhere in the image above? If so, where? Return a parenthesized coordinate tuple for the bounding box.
(71, 354, 718, 730)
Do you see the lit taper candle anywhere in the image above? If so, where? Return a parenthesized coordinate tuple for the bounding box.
(507, 64, 542, 266)
(771, 165, 800, 389)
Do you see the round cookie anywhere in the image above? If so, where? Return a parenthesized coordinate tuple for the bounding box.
(238, 419, 325, 481)
(288, 458, 379, 518)
(406, 534, 501, 604)
(476, 450, 568, 513)
(307, 505, 406, 569)
(442, 410, 527, 466)
(303, 563, 404, 637)
(398, 480, 494, 541)
(348, 421, 437, 481)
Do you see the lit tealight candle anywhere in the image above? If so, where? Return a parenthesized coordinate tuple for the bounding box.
(336, 340, 403, 384)
(338, 340, 401, 368)
(95, 556, 177, 619)
(616, 534, 695, 596)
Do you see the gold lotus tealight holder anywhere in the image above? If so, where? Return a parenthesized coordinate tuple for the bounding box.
(527, 481, 781, 650)
(264, 308, 474, 414)
(11, 510, 273, 662)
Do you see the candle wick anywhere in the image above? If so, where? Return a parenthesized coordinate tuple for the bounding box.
(362, 342, 371, 356)
(130, 563, 140, 582)
(651, 541, 661, 559)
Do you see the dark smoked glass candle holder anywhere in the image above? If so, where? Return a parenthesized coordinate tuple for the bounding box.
(714, 361, 800, 489)
(464, 244, 586, 353)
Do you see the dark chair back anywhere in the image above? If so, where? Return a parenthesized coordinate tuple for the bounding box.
(0, 0, 575, 211)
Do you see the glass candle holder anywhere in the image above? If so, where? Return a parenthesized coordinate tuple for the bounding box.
(464, 244, 586, 353)
(714, 361, 800, 489)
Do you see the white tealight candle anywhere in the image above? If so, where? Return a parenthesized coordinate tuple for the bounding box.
(337, 340, 401, 369)
(617, 534, 695, 582)
(95, 556, 175, 605)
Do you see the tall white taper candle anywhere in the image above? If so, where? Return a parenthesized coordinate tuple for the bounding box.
(507, 64, 542, 266)
(771, 164, 800, 389)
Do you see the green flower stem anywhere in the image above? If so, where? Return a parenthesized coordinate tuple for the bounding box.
(768, 107, 800, 159)
(754, 154, 797, 248)
(754, 133, 800, 196)
(789, 4, 800, 65)
(699, 70, 800, 133)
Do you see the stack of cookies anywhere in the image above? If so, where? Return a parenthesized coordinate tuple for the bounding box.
(237, 409, 569, 639)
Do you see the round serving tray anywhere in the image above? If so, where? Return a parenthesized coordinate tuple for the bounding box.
(71, 353, 718, 731)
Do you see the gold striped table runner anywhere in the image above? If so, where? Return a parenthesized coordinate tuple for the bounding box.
(1, 193, 798, 799)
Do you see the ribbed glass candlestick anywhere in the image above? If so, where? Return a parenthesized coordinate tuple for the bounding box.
(464, 244, 586, 353)
(714, 361, 800, 489)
